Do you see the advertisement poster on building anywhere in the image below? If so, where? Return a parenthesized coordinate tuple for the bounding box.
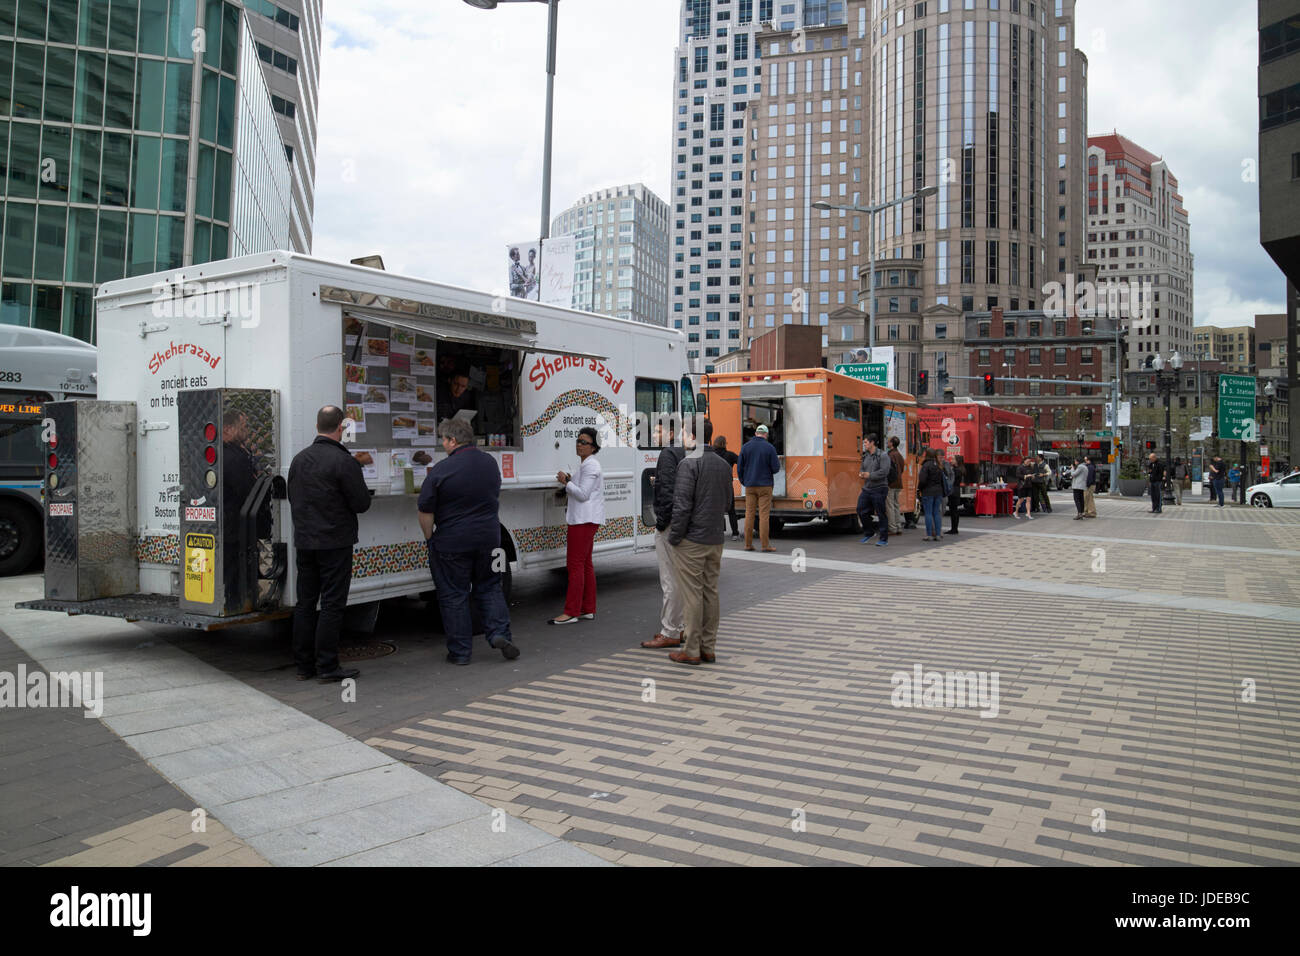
(506, 242, 540, 299)
(539, 234, 576, 308)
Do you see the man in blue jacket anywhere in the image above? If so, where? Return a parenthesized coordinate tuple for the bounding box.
(417, 417, 519, 665)
(737, 423, 781, 552)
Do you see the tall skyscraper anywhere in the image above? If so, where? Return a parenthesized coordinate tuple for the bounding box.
(671, 0, 849, 370)
(245, 0, 320, 254)
(551, 183, 670, 326)
(1258, 0, 1300, 464)
(0, 1, 319, 342)
(737, 0, 1088, 387)
(1085, 133, 1192, 370)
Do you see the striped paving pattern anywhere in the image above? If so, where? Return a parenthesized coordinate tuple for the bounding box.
(367, 571, 1300, 866)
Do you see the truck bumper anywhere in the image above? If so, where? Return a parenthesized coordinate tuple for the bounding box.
(16, 594, 290, 631)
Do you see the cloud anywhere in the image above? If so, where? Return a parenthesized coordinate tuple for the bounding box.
(310, 1, 1283, 326)
(1076, 0, 1285, 324)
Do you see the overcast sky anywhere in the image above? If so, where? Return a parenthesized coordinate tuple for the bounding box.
(311, 0, 1281, 327)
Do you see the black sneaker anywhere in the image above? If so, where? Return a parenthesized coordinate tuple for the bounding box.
(490, 636, 521, 661)
(445, 654, 471, 665)
(295, 671, 316, 681)
(317, 667, 360, 682)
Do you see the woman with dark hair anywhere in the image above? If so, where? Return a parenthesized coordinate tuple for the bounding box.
(918, 449, 946, 541)
(549, 426, 604, 625)
(712, 434, 740, 539)
(944, 454, 964, 535)
(1012, 457, 1035, 519)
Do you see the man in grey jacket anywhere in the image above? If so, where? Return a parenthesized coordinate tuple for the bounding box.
(642, 419, 687, 650)
(857, 433, 892, 547)
(667, 419, 733, 666)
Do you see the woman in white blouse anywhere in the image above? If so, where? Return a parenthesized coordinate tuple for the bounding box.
(549, 426, 605, 625)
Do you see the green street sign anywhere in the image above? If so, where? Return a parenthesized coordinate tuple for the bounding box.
(835, 362, 888, 385)
(1095, 431, 1112, 438)
(1217, 373, 1257, 441)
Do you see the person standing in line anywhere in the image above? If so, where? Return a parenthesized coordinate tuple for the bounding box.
(944, 454, 965, 535)
(1034, 453, 1054, 513)
(738, 423, 781, 552)
(1209, 455, 1227, 507)
(858, 433, 892, 546)
(417, 418, 519, 665)
(1083, 456, 1099, 518)
(642, 419, 687, 650)
(666, 419, 734, 666)
(917, 450, 945, 541)
(886, 435, 906, 535)
(712, 434, 741, 540)
(1228, 462, 1242, 503)
(549, 426, 604, 624)
(1171, 457, 1187, 506)
(1070, 456, 1090, 519)
(286, 405, 372, 682)
(1147, 452, 1166, 514)
(1012, 457, 1035, 519)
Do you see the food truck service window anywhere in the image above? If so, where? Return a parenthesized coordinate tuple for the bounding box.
(341, 314, 523, 490)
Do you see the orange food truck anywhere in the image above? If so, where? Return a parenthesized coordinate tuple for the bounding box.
(701, 368, 925, 533)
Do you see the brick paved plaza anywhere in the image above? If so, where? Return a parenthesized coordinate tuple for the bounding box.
(3, 494, 1298, 867)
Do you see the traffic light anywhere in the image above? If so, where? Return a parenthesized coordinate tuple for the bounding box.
(938, 370, 950, 388)
(982, 373, 995, 395)
(1145, 440, 1155, 450)
(917, 370, 928, 395)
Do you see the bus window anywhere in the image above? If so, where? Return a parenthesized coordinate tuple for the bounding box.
(636, 378, 676, 448)
(0, 390, 50, 479)
(833, 395, 859, 421)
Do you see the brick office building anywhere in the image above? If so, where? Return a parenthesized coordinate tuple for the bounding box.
(963, 306, 1123, 452)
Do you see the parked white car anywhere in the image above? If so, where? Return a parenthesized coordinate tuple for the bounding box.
(1247, 472, 1300, 508)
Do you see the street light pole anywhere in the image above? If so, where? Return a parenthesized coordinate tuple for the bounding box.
(812, 184, 936, 372)
(465, 0, 559, 300)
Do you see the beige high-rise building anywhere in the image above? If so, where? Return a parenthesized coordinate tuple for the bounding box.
(741, 0, 1089, 389)
(1192, 324, 1256, 374)
(1085, 133, 1193, 371)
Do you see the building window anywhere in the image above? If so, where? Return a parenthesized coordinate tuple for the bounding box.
(935, 323, 947, 339)
(978, 349, 990, 365)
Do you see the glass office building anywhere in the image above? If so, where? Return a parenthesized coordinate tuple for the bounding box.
(0, 0, 293, 341)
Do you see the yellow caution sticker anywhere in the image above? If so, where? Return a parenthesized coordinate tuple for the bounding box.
(184, 533, 216, 604)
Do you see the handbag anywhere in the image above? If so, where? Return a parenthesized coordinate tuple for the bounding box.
(941, 467, 953, 498)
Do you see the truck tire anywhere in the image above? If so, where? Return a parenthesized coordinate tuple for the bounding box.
(828, 514, 859, 533)
(0, 499, 40, 577)
(768, 517, 784, 535)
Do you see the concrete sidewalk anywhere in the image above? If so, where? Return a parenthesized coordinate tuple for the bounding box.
(1, 576, 607, 867)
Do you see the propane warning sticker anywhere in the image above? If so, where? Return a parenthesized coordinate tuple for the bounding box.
(184, 506, 216, 522)
(184, 533, 216, 604)
(49, 503, 74, 517)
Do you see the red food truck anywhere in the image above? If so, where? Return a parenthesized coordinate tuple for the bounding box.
(917, 400, 1036, 510)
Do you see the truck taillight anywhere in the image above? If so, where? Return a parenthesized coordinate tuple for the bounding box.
(204, 446, 217, 464)
(48, 453, 58, 469)
(204, 423, 217, 441)
(48, 435, 57, 449)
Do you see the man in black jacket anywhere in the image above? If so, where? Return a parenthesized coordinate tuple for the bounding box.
(642, 418, 687, 650)
(287, 405, 372, 681)
(667, 419, 733, 666)
(1147, 452, 1166, 514)
(417, 417, 517, 665)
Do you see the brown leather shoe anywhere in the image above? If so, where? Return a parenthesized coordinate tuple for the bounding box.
(641, 633, 682, 649)
(700, 652, 716, 663)
(668, 650, 701, 665)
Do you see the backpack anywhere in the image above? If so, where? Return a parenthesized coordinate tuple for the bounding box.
(887, 454, 899, 485)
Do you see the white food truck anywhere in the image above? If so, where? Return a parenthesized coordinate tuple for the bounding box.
(19, 251, 694, 630)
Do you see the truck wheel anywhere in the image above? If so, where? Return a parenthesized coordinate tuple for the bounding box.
(768, 518, 784, 535)
(828, 514, 858, 534)
(0, 500, 40, 577)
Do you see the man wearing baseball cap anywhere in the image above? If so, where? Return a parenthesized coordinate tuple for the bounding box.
(737, 423, 781, 552)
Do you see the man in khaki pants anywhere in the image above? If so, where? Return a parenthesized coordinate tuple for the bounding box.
(738, 424, 780, 552)
(667, 420, 734, 666)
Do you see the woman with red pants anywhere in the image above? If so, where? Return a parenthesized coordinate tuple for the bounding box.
(549, 426, 605, 625)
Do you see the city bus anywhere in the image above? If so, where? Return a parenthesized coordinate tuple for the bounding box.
(702, 368, 924, 533)
(0, 327, 96, 575)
